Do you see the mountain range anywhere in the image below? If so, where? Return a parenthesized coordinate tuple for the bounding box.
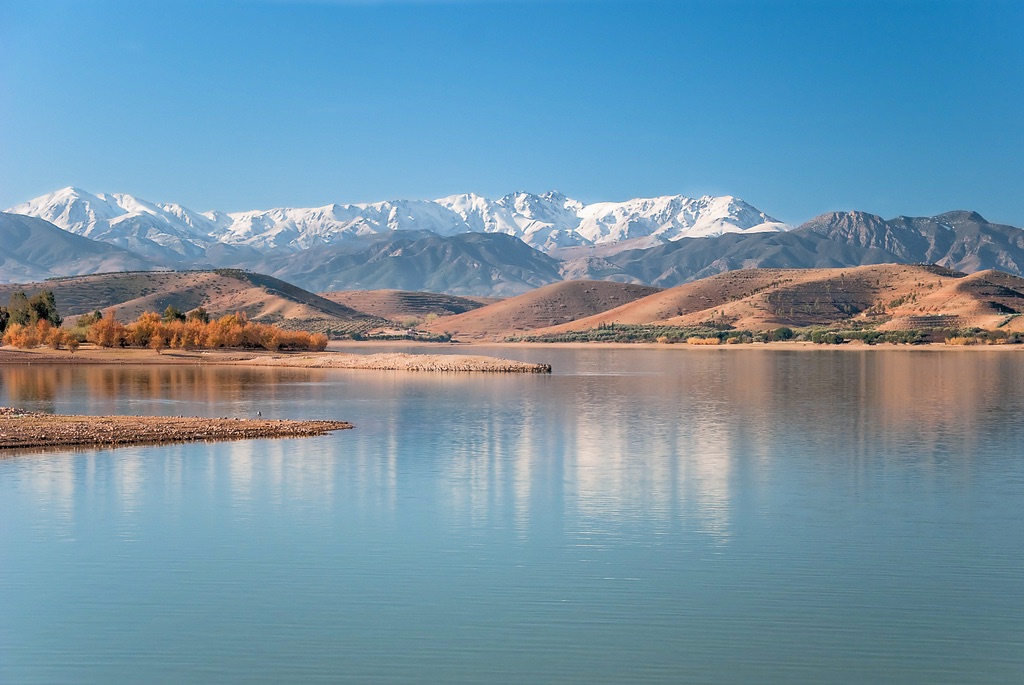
(9, 187, 784, 259)
(4, 187, 1024, 296)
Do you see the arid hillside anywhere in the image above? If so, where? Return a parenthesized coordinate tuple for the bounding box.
(882, 270, 1024, 332)
(422, 280, 661, 340)
(320, 289, 496, 322)
(527, 264, 1024, 336)
(0, 270, 391, 334)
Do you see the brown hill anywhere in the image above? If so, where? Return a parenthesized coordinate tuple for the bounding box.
(529, 264, 1021, 335)
(422, 280, 662, 340)
(882, 269, 1024, 332)
(320, 289, 496, 322)
(0, 270, 391, 334)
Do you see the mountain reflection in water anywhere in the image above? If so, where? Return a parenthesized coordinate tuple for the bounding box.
(1, 348, 1022, 683)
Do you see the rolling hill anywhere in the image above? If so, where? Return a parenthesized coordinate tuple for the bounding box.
(527, 264, 1024, 336)
(320, 289, 496, 321)
(0, 270, 392, 334)
(421, 280, 662, 340)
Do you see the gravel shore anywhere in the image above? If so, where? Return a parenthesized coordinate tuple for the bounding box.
(0, 407, 352, 451)
(240, 352, 552, 373)
(0, 347, 553, 372)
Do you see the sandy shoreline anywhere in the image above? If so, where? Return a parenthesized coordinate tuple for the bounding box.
(0, 342, 1019, 373)
(0, 406, 352, 452)
(0, 347, 554, 371)
(330, 340, 1024, 352)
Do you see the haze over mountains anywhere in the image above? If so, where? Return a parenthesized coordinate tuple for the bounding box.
(4, 187, 1024, 296)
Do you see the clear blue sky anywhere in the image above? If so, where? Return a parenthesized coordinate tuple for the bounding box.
(1, 0, 1021, 225)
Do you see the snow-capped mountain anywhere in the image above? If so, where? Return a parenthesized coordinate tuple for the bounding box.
(10, 187, 221, 263)
(576, 194, 785, 243)
(8, 187, 787, 260)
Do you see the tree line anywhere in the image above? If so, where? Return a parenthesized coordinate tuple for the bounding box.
(1, 292, 328, 352)
(85, 309, 328, 352)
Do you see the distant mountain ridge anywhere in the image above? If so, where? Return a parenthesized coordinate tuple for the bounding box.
(254, 230, 565, 296)
(0, 212, 154, 282)
(573, 209, 1024, 287)
(5, 187, 1024, 297)
(8, 187, 786, 259)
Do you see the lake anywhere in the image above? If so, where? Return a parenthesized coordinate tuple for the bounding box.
(1, 347, 1023, 683)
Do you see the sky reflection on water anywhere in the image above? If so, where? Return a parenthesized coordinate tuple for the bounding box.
(1, 349, 1023, 683)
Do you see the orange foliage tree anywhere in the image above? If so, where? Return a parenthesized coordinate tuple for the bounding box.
(111, 310, 327, 352)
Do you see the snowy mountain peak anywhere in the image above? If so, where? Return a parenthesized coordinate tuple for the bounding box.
(8, 188, 788, 258)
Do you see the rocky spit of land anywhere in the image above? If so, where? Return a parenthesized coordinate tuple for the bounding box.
(240, 352, 552, 373)
(0, 347, 552, 372)
(0, 406, 352, 452)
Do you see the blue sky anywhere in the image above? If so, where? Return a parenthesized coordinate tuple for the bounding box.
(1, 0, 1021, 225)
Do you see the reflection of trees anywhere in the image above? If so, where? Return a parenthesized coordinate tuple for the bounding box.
(83, 367, 323, 409)
(0, 365, 325, 416)
(0, 366, 74, 410)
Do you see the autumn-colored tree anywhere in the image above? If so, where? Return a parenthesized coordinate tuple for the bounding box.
(2, 323, 38, 348)
(127, 311, 163, 347)
(88, 310, 127, 348)
(65, 308, 331, 352)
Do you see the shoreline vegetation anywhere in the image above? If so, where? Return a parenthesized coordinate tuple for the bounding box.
(0, 288, 1020, 377)
(0, 406, 352, 452)
(0, 295, 552, 371)
(506, 323, 1024, 347)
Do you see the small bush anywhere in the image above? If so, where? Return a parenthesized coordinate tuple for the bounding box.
(687, 337, 721, 345)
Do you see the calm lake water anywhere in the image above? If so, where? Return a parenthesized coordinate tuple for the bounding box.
(1, 347, 1023, 683)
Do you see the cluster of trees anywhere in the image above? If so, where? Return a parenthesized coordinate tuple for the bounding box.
(0, 290, 62, 333)
(513, 322, 965, 346)
(513, 324, 795, 345)
(1, 293, 328, 352)
(944, 329, 1024, 345)
(84, 309, 328, 352)
(2, 319, 80, 350)
(0, 290, 78, 350)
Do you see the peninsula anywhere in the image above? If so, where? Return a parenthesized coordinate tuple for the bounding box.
(0, 406, 352, 452)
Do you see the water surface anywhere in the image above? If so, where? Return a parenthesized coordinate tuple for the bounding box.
(1, 348, 1022, 683)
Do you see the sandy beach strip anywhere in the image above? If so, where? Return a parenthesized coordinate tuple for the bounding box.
(0, 407, 352, 451)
